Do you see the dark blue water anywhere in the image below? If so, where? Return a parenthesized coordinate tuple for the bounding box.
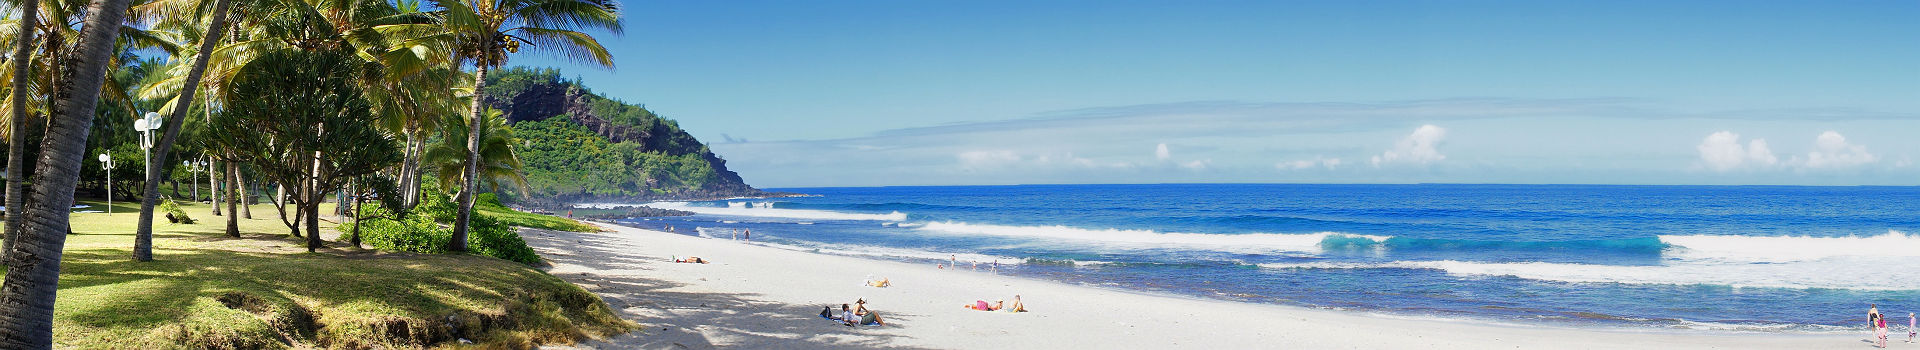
(613, 184, 1920, 333)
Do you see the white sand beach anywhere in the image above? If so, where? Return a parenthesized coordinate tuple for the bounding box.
(528, 222, 1853, 349)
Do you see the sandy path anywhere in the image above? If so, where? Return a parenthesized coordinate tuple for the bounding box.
(528, 222, 1853, 349)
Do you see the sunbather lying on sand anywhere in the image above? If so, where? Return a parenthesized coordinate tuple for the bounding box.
(864, 276, 890, 287)
(964, 299, 1003, 311)
(673, 256, 707, 264)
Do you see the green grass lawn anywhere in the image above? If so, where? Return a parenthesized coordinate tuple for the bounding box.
(12, 199, 632, 349)
(474, 202, 600, 233)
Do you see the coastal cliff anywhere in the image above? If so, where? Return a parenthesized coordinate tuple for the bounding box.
(480, 67, 767, 205)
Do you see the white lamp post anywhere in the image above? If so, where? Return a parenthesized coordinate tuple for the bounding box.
(99, 153, 114, 214)
(137, 111, 161, 200)
(138, 112, 160, 159)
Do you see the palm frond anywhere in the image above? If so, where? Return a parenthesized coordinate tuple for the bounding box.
(505, 27, 610, 68)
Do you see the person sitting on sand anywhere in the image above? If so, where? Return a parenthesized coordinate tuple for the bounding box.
(840, 304, 859, 326)
(1003, 295, 1026, 313)
(855, 299, 886, 326)
(673, 256, 707, 264)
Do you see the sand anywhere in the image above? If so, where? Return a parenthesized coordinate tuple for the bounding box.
(527, 221, 1854, 349)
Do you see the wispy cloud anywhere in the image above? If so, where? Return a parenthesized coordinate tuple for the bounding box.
(709, 99, 1920, 187)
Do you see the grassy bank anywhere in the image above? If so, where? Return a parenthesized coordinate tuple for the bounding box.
(475, 195, 600, 233)
(15, 199, 633, 348)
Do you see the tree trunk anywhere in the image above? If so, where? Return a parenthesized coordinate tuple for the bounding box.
(1, 0, 40, 264)
(236, 162, 250, 219)
(273, 182, 300, 238)
(305, 149, 321, 252)
(224, 162, 238, 237)
(133, 0, 232, 261)
(349, 180, 361, 248)
(211, 159, 222, 216)
(0, 0, 135, 342)
(452, 65, 489, 253)
(400, 133, 422, 208)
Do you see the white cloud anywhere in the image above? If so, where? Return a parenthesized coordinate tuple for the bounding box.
(957, 150, 1023, 170)
(1370, 124, 1447, 167)
(1155, 143, 1171, 161)
(1791, 131, 1877, 170)
(1696, 131, 1778, 172)
(1180, 159, 1211, 170)
(1278, 157, 1343, 170)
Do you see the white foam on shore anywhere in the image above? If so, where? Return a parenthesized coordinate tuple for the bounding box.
(642, 201, 907, 221)
(915, 221, 1388, 255)
(1660, 231, 1920, 263)
(1261, 257, 1920, 291)
(751, 240, 1023, 266)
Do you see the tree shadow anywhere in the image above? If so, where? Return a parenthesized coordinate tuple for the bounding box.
(523, 228, 934, 349)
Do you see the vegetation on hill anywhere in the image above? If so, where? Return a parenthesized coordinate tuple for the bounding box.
(481, 67, 762, 205)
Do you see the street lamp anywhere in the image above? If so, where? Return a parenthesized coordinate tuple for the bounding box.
(136, 112, 161, 190)
(99, 153, 114, 214)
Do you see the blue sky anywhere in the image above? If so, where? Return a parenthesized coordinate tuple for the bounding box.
(511, 0, 1920, 187)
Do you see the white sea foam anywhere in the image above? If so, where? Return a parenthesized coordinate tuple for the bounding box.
(1660, 230, 1920, 263)
(1261, 256, 1920, 291)
(915, 221, 1388, 255)
(752, 240, 1022, 266)
(642, 201, 907, 221)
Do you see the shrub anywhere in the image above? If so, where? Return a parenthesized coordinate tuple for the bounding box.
(476, 192, 505, 209)
(353, 212, 449, 254)
(346, 196, 540, 265)
(161, 200, 195, 224)
(468, 214, 541, 265)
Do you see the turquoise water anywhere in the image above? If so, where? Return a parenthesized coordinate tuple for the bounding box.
(615, 184, 1920, 332)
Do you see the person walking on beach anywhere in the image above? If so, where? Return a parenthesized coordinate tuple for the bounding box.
(1869, 304, 1887, 348)
(1908, 312, 1916, 343)
(1878, 311, 1890, 348)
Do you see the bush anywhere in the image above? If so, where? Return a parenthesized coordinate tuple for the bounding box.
(161, 200, 195, 224)
(353, 210, 449, 254)
(468, 214, 541, 265)
(346, 191, 541, 265)
(476, 192, 505, 209)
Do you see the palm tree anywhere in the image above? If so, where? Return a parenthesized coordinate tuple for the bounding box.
(1, 0, 42, 263)
(368, 63, 465, 210)
(1, 0, 178, 260)
(389, 0, 619, 251)
(424, 108, 528, 199)
(0, 0, 141, 343)
(128, 0, 239, 261)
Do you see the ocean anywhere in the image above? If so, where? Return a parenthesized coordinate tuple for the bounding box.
(611, 184, 1920, 333)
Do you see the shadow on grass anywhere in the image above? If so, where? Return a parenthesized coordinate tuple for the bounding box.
(48, 227, 622, 348)
(522, 228, 932, 349)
